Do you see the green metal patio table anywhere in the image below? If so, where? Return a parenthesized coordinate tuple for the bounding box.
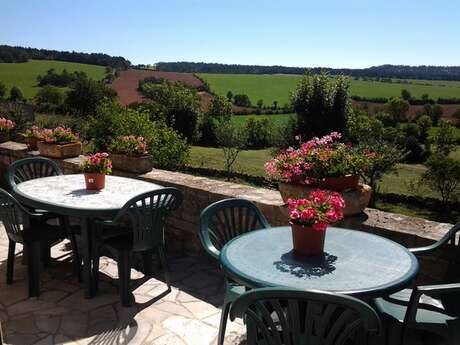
(220, 226, 419, 299)
(12, 174, 163, 298)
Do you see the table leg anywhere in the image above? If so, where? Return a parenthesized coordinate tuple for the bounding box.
(80, 218, 93, 299)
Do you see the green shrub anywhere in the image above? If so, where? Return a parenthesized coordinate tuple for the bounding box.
(149, 123, 189, 169)
(34, 85, 64, 113)
(244, 117, 273, 149)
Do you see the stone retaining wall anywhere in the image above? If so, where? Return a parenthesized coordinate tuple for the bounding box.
(0, 141, 456, 284)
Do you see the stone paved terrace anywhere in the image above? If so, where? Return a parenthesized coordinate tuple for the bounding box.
(0, 228, 246, 345)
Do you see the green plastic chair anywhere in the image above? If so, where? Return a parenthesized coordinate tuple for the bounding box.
(5, 157, 81, 277)
(199, 198, 270, 345)
(93, 188, 183, 306)
(0, 188, 66, 297)
(374, 223, 460, 345)
(230, 287, 383, 345)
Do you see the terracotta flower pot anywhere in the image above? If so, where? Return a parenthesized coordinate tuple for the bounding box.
(0, 132, 10, 143)
(291, 223, 326, 257)
(321, 175, 360, 191)
(84, 173, 106, 190)
(38, 141, 82, 159)
(26, 137, 39, 150)
(110, 153, 153, 174)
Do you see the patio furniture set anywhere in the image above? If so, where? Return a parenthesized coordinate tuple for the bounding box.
(0, 157, 458, 345)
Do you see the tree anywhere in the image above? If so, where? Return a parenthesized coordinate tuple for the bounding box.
(226, 90, 233, 102)
(140, 81, 201, 141)
(198, 95, 232, 146)
(431, 120, 457, 156)
(291, 73, 350, 139)
(416, 115, 432, 144)
(431, 104, 443, 126)
(214, 118, 247, 179)
(34, 85, 64, 112)
(347, 111, 406, 206)
(422, 153, 460, 208)
(0, 81, 6, 100)
(273, 100, 278, 109)
(65, 76, 116, 117)
(401, 89, 411, 101)
(9, 86, 24, 102)
(386, 97, 409, 123)
(256, 99, 264, 109)
(233, 94, 251, 107)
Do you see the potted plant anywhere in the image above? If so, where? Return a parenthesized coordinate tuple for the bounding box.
(80, 152, 112, 190)
(22, 126, 43, 150)
(265, 132, 374, 213)
(37, 126, 82, 158)
(109, 135, 153, 174)
(0, 118, 15, 143)
(288, 190, 345, 257)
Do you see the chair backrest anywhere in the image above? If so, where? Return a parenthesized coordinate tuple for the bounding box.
(5, 157, 62, 190)
(199, 198, 270, 259)
(0, 188, 32, 243)
(230, 288, 382, 345)
(113, 188, 183, 252)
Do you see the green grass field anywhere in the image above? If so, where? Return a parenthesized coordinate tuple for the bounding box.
(231, 113, 293, 127)
(0, 60, 106, 99)
(198, 73, 460, 105)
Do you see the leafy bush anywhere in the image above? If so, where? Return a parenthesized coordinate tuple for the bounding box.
(291, 73, 349, 139)
(244, 117, 273, 149)
(215, 118, 247, 178)
(139, 81, 200, 141)
(34, 85, 64, 113)
(9, 86, 24, 102)
(422, 153, 460, 207)
(233, 94, 251, 107)
(84, 101, 189, 169)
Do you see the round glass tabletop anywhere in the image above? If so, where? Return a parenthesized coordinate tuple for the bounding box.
(220, 226, 418, 297)
(14, 174, 163, 216)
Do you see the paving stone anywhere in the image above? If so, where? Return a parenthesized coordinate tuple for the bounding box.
(163, 316, 217, 345)
(154, 301, 194, 318)
(153, 333, 186, 345)
(4, 332, 39, 345)
(59, 311, 88, 338)
(8, 299, 56, 317)
(35, 315, 61, 334)
(182, 300, 220, 320)
(6, 314, 39, 334)
(33, 335, 55, 345)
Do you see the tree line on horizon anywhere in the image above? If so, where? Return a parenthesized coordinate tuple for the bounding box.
(156, 62, 460, 81)
(0, 45, 131, 69)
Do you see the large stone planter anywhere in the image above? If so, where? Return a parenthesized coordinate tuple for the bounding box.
(37, 141, 82, 159)
(110, 153, 153, 174)
(279, 182, 372, 216)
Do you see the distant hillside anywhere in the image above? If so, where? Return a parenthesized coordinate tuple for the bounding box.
(0, 60, 106, 99)
(0, 45, 130, 69)
(157, 62, 460, 81)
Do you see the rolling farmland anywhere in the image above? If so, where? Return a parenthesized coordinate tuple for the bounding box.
(0, 60, 106, 99)
(197, 73, 460, 105)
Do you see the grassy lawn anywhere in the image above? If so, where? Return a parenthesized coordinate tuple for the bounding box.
(198, 73, 460, 105)
(0, 60, 106, 99)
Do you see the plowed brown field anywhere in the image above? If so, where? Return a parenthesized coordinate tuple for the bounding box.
(110, 69, 253, 112)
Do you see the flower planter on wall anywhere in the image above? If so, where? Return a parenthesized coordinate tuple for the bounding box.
(110, 153, 153, 174)
(0, 132, 10, 143)
(37, 141, 82, 159)
(279, 182, 372, 216)
(321, 175, 360, 191)
(26, 137, 39, 150)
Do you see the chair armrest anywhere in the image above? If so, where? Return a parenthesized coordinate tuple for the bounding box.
(409, 223, 460, 257)
(416, 283, 460, 296)
(198, 230, 220, 260)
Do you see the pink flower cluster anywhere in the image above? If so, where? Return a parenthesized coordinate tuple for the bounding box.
(265, 132, 372, 184)
(41, 127, 79, 144)
(80, 152, 112, 174)
(0, 118, 15, 132)
(288, 190, 345, 231)
(23, 125, 42, 139)
(110, 135, 148, 156)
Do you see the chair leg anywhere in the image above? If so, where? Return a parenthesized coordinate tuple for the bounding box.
(157, 246, 171, 290)
(63, 216, 82, 282)
(142, 250, 154, 276)
(217, 301, 232, 345)
(6, 240, 16, 284)
(41, 243, 51, 267)
(26, 242, 41, 297)
(117, 249, 131, 307)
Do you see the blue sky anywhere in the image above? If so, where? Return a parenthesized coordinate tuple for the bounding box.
(1, 0, 459, 68)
